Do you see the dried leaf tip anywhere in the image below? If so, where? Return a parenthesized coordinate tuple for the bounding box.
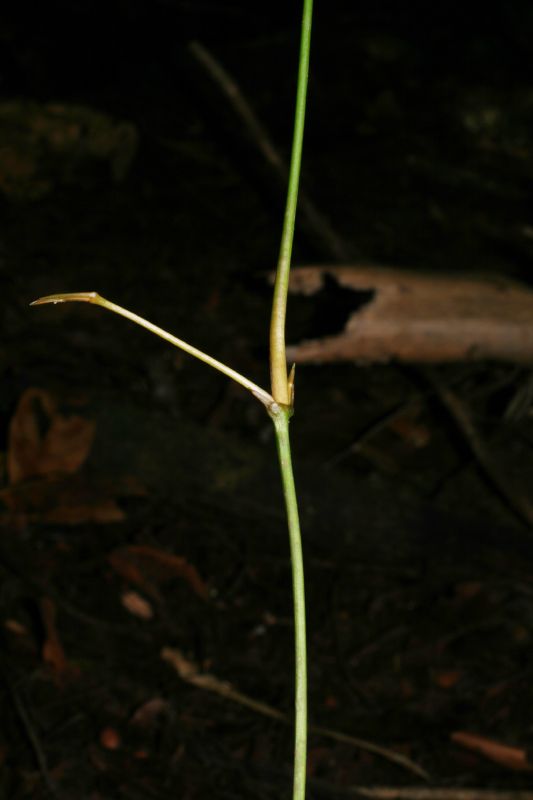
(30, 292, 101, 307)
(288, 363, 296, 408)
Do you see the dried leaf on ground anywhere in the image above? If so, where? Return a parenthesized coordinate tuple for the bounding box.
(433, 670, 462, 689)
(451, 731, 533, 771)
(99, 727, 122, 750)
(40, 596, 73, 681)
(129, 698, 170, 728)
(0, 101, 138, 200)
(8, 388, 96, 484)
(108, 545, 209, 600)
(121, 591, 154, 620)
(285, 266, 533, 365)
(0, 474, 142, 524)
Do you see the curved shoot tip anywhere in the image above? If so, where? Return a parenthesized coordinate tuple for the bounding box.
(30, 290, 274, 409)
(30, 292, 102, 307)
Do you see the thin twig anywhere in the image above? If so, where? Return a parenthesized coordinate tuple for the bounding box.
(346, 788, 533, 800)
(1, 665, 58, 796)
(161, 647, 429, 781)
(426, 369, 533, 529)
(188, 40, 353, 263)
(325, 398, 426, 470)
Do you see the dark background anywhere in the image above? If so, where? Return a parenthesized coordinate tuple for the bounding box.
(1, 2, 533, 798)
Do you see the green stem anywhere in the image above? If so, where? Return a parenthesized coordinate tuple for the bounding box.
(270, 405, 307, 800)
(268, 3, 313, 798)
(269, 0, 313, 405)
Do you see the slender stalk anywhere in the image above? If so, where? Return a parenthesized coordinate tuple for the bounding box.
(269, 0, 313, 405)
(270, 404, 307, 800)
(269, 2, 313, 799)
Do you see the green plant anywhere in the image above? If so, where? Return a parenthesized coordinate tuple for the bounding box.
(32, 2, 313, 798)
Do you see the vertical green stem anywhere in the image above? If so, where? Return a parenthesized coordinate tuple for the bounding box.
(270, 0, 313, 405)
(271, 406, 307, 800)
(269, 2, 313, 798)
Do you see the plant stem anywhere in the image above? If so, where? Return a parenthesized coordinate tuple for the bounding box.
(269, 0, 313, 405)
(270, 404, 307, 800)
(268, 2, 312, 798)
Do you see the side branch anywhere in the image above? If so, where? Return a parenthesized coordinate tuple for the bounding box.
(31, 292, 274, 408)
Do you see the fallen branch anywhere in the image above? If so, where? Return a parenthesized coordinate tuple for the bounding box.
(427, 369, 533, 529)
(346, 788, 533, 800)
(1, 663, 58, 796)
(285, 266, 533, 365)
(451, 730, 533, 772)
(188, 40, 353, 262)
(161, 646, 429, 781)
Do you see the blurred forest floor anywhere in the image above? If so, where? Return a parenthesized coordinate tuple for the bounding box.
(1, 2, 533, 798)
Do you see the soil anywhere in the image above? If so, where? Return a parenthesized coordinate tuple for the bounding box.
(1, 2, 533, 798)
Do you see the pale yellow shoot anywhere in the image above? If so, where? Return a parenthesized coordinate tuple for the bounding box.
(31, 292, 274, 408)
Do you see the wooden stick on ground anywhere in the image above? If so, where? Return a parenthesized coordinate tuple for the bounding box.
(161, 646, 429, 781)
(426, 369, 533, 530)
(188, 40, 353, 262)
(347, 788, 533, 800)
(1, 664, 58, 797)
